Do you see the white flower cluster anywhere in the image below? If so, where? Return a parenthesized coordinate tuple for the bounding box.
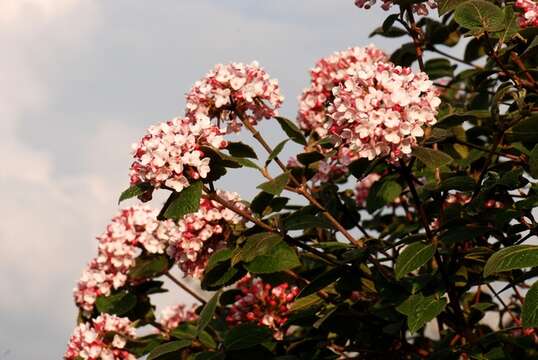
(157, 304, 198, 332)
(74, 206, 181, 312)
(130, 117, 227, 193)
(186, 62, 284, 133)
(64, 314, 136, 360)
(167, 191, 246, 278)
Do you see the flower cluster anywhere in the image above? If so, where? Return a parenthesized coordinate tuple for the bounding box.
(64, 314, 136, 360)
(129, 117, 227, 193)
(287, 156, 351, 184)
(355, 173, 382, 205)
(185, 62, 284, 133)
(328, 60, 440, 162)
(74, 206, 181, 312)
(354, 0, 437, 15)
(167, 191, 246, 278)
(298, 45, 388, 134)
(226, 276, 299, 339)
(515, 0, 538, 28)
(157, 304, 199, 332)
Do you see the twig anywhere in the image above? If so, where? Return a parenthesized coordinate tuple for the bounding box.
(165, 272, 207, 305)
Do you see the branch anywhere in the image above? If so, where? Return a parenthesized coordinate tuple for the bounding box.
(165, 272, 207, 305)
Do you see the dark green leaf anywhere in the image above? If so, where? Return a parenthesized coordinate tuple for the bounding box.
(227, 142, 257, 159)
(522, 281, 538, 327)
(298, 268, 342, 298)
(163, 181, 202, 221)
(390, 43, 417, 67)
(224, 323, 273, 351)
(438, 0, 467, 16)
(438, 176, 476, 191)
(245, 242, 301, 274)
(413, 146, 453, 169)
(129, 254, 170, 281)
(275, 117, 307, 145)
(454, 0, 505, 34)
(483, 245, 538, 277)
(191, 352, 225, 360)
(297, 151, 325, 166)
(197, 290, 221, 334)
(267, 139, 288, 164)
(118, 182, 152, 204)
(396, 293, 447, 333)
(395, 242, 436, 280)
(370, 26, 407, 38)
(506, 115, 538, 144)
(237, 232, 283, 263)
(282, 213, 333, 231)
(257, 172, 290, 196)
(95, 291, 137, 316)
(383, 13, 400, 32)
(147, 340, 191, 360)
(367, 180, 402, 212)
(250, 191, 274, 215)
(424, 58, 454, 80)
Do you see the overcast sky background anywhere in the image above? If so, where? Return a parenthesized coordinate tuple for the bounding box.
(0, 1, 416, 358)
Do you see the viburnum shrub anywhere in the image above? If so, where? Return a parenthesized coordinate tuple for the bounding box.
(66, 0, 538, 358)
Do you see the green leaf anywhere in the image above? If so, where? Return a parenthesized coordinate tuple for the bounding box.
(245, 242, 301, 274)
(290, 293, 324, 312)
(438, 176, 476, 191)
(366, 180, 402, 212)
(191, 352, 225, 360)
(297, 151, 325, 166)
(438, 0, 467, 16)
(497, 7, 520, 44)
(298, 268, 342, 298)
(529, 145, 538, 179)
(395, 242, 436, 280)
(267, 139, 288, 164)
(281, 213, 333, 231)
(390, 43, 417, 67)
(454, 0, 505, 34)
(163, 181, 202, 221)
(483, 245, 538, 277)
(522, 36, 538, 56)
(118, 182, 152, 204)
(506, 115, 538, 144)
(275, 117, 307, 145)
(382, 13, 399, 32)
(237, 232, 283, 263)
(396, 294, 447, 333)
(147, 340, 191, 360)
(227, 142, 257, 159)
(171, 324, 216, 350)
(257, 172, 290, 196)
(424, 58, 454, 80)
(413, 146, 453, 169)
(128, 254, 170, 281)
(224, 323, 273, 351)
(522, 281, 538, 327)
(370, 26, 407, 38)
(197, 290, 221, 334)
(95, 291, 137, 315)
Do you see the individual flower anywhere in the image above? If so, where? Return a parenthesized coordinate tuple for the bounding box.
(157, 304, 199, 332)
(225, 276, 299, 339)
(64, 314, 136, 360)
(354, 0, 437, 15)
(515, 0, 538, 28)
(185, 62, 284, 133)
(355, 173, 382, 205)
(74, 206, 182, 312)
(129, 117, 227, 193)
(327, 60, 440, 162)
(298, 45, 389, 134)
(167, 191, 246, 278)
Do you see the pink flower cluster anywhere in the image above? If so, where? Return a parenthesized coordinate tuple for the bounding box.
(74, 206, 181, 312)
(298, 46, 388, 134)
(157, 304, 199, 332)
(354, 0, 437, 15)
(64, 314, 136, 360)
(515, 0, 538, 28)
(355, 173, 382, 205)
(186, 62, 284, 133)
(287, 156, 350, 184)
(130, 117, 227, 193)
(226, 276, 299, 339)
(167, 191, 246, 278)
(328, 60, 440, 162)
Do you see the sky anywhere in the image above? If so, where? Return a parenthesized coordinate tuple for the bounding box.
(0, 1, 413, 358)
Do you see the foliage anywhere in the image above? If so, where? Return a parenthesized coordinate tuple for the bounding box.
(66, 1, 538, 359)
